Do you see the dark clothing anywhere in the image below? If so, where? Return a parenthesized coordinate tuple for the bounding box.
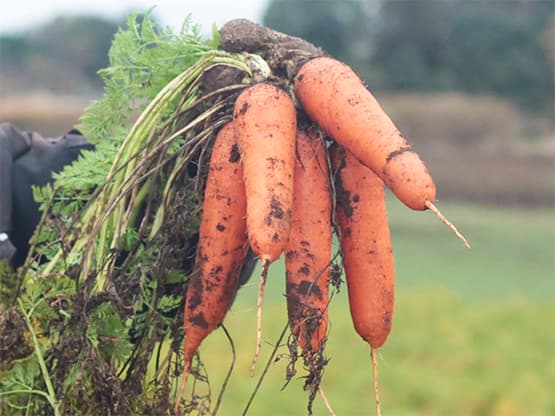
(0, 122, 94, 267)
(0, 122, 257, 285)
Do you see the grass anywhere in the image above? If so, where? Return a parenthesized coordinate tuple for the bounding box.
(179, 201, 555, 415)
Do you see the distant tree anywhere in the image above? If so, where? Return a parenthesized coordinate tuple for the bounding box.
(32, 16, 122, 85)
(0, 15, 124, 94)
(371, 0, 554, 110)
(0, 36, 33, 70)
(444, 2, 554, 110)
(371, 0, 453, 90)
(541, 14, 555, 68)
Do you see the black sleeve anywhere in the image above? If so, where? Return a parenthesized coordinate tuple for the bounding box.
(0, 123, 32, 233)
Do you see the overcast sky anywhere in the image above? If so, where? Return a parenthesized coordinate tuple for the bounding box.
(0, 0, 269, 35)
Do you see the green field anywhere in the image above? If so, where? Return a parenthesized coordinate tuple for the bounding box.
(178, 201, 555, 415)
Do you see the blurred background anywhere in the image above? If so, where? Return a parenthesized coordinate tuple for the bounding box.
(1, 1, 553, 415)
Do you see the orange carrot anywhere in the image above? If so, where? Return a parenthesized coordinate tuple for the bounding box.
(330, 143, 394, 349)
(233, 82, 297, 374)
(294, 56, 435, 211)
(176, 121, 248, 410)
(331, 143, 394, 416)
(233, 83, 297, 262)
(285, 127, 331, 358)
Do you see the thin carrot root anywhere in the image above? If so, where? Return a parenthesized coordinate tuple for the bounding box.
(318, 385, 336, 416)
(425, 200, 471, 249)
(251, 260, 270, 376)
(371, 348, 382, 416)
(174, 360, 192, 414)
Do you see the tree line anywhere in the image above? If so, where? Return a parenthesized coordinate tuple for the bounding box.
(264, 0, 554, 112)
(0, 16, 121, 94)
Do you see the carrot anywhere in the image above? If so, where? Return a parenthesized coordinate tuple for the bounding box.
(295, 57, 470, 248)
(331, 143, 394, 416)
(286, 127, 333, 414)
(175, 121, 248, 411)
(285, 127, 331, 358)
(233, 82, 297, 374)
(331, 143, 394, 348)
(294, 56, 433, 211)
(233, 82, 297, 262)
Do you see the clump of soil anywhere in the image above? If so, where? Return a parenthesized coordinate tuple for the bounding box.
(0, 307, 33, 371)
(219, 19, 324, 78)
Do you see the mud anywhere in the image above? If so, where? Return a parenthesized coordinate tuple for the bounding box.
(219, 19, 325, 78)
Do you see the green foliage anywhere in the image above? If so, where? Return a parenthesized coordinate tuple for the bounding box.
(27, 11, 221, 263)
(87, 303, 134, 361)
(80, 12, 212, 142)
(0, 12, 241, 414)
(77, 11, 216, 160)
(0, 356, 44, 412)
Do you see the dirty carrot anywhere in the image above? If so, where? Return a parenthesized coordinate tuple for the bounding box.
(331, 143, 394, 416)
(285, 127, 331, 358)
(286, 127, 333, 413)
(233, 82, 297, 375)
(294, 56, 434, 211)
(331, 143, 394, 348)
(295, 56, 470, 247)
(175, 121, 248, 412)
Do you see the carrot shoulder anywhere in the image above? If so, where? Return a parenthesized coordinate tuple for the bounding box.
(330, 143, 395, 349)
(295, 56, 435, 211)
(285, 128, 331, 356)
(177, 121, 248, 408)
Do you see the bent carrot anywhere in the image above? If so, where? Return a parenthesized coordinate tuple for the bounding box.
(233, 82, 297, 374)
(294, 56, 434, 211)
(176, 121, 248, 411)
(295, 57, 470, 248)
(285, 127, 331, 358)
(331, 143, 394, 416)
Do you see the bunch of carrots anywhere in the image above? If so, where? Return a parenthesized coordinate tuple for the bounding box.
(176, 56, 469, 414)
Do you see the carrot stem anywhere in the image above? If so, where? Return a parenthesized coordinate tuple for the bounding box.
(371, 348, 382, 416)
(251, 260, 270, 376)
(425, 200, 471, 249)
(174, 360, 191, 414)
(318, 385, 336, 416)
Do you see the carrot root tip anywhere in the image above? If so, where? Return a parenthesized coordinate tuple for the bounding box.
(371, 348, 382, 416)
(425, 200, 471, 249)
(250, 260, 270, 377)
(174, 359, 192, 414)
(318, 385, 336, 416)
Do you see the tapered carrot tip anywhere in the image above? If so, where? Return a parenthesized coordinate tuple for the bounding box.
(425, 200, 471, 249)
(371, 348, 382, 416)
(318, 385, 336, 416)
(174, 360, 192, 414)
(250, 259, 270, 377)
